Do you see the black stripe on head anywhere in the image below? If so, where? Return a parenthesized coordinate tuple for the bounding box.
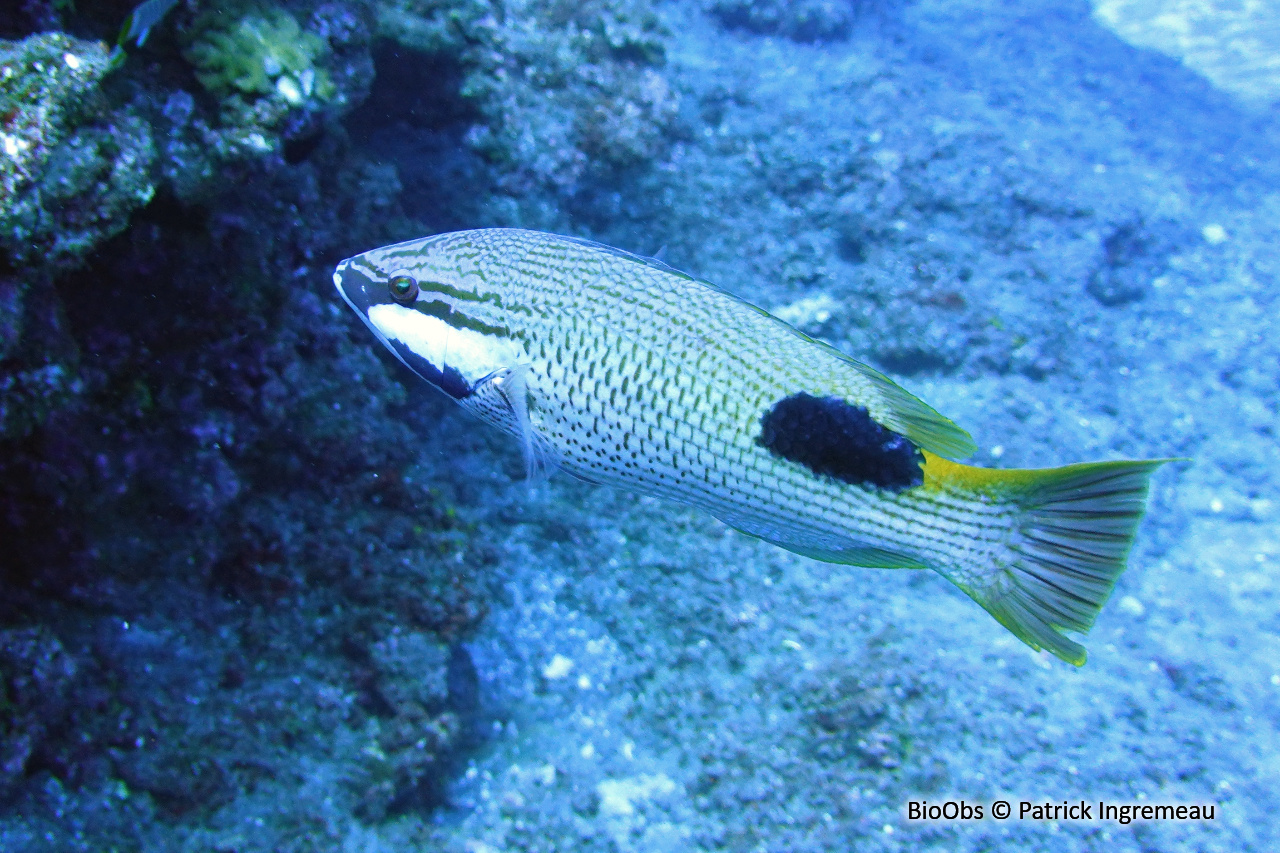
(758, 393, 923, 491)
(428, 363, 474, 400)
(384, 337, 474, 400)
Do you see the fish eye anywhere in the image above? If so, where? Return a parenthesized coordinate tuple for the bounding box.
(388, 274, 419, 305)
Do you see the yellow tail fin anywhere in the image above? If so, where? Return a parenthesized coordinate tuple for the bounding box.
(925, 453, 1167, 666)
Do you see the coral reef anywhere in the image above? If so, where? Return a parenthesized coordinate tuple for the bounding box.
(376, 0, 677, 201)
(464, 0, 677, 196)
(0, 32, 155, 272)
(0, 2, 381, 439)
(4, 113, 156, 269)
(0, 32, 150, 438)
(171, 1, 371, 166)
(1, 32, 109, 203)
(1, 2, 470, 838)
(349, 630, 464, 819)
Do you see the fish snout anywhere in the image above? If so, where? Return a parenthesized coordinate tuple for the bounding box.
(333, 260, 383, 318)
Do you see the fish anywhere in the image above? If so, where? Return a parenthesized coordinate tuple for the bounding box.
(110, 0, 181, 69)
(117, 0, 181, 49)
(333, 228, 1164, 665)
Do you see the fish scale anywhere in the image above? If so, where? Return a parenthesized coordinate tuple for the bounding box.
(335, 228, 1164, 665)
(528, 258, 913, 547)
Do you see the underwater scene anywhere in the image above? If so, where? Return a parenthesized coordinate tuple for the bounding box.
(1, 0, 1277, 850)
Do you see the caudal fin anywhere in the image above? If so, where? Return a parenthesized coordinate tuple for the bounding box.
(931, 455, 1166, 666)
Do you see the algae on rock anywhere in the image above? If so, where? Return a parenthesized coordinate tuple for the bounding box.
(0, 32, 154, 438)
(0, 32, 111, 204)
(0, 32, 156, 271)
(183, 5, 337, 106)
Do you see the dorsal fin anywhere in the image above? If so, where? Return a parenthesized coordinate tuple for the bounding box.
(552, 231, 976, 461)
(838, 353, 977, 460)
(555, 234, 696, 281)
(792, 333, 976, 461)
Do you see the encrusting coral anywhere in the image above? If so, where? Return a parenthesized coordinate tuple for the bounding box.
(0, 32, 114, 206)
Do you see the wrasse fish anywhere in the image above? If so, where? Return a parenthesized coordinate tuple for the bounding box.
(334, 228, 1163, 665)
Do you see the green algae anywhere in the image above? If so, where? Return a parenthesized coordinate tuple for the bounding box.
(184, 6, 336, 105)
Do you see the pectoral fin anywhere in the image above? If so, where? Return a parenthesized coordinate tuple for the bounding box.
(466, 365, 552, 480)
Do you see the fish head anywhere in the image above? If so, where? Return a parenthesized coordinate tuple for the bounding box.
(333, 235, 525, 401)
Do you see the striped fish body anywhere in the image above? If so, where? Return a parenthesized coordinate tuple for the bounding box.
(335, 228, 1162, 665)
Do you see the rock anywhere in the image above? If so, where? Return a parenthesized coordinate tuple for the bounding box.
(0, 626, 78, 798)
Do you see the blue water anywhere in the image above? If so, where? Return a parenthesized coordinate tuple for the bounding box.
(1, 0, 1276, 850)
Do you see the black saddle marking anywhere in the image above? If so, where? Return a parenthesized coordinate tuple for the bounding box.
(394, 342, 473, 399)
(757, 393, 923, 491)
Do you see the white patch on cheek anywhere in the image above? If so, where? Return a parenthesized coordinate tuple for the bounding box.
(367, 303, 518, 384)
